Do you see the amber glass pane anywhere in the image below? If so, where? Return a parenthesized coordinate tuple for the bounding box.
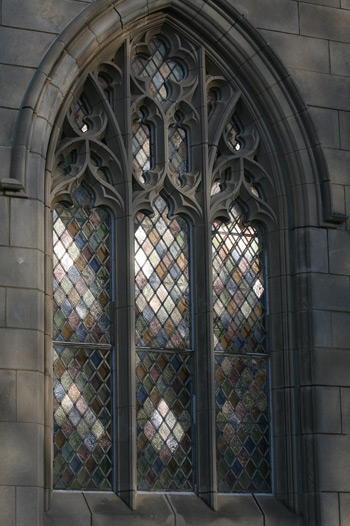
(53, 344, 112, 490)
(53, 185, 111, 345)
(136, 350, 193, 491)
(215, 354, 270, 492)
(135, 195, 190, 350)
(212, 203, 266, 354)
(132, 37, 185, 104)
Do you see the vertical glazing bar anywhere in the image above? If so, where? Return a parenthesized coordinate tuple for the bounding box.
(192, 47, 217, 510)
(114, 38, 137, 509)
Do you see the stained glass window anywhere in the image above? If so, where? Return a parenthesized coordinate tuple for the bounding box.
(132, 110, 152, 182)
(53, 185, 113, 490)
(212, 203, 270, 492)
(134, 195, 193, 491)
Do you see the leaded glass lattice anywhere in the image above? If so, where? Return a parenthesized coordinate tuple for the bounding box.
(168, 122, 188, 176)
(134, 195, 190, 350)
(132, 37, 185, 104)
(215, 354, 270, 492)
(136, 350, 193, 491)
(132, 117, 152, 177)
(212, 203, 266, 354)
(53, 185, 111, 345)
(53, 345, 112, 490)
(53, 185, 113, 491)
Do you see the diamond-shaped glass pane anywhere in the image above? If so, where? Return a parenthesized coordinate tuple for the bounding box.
(53, 185, 111, 344)
(132, 120, 152, 174)
(215, 354, 270, 492)
(53, 344, 112, 490)
(226, 120, 241, 151)
(132, 37, 185, 104)
(168, 125, 188, 176)
(212, 202, 266, 354)
(136, 350, 193, 491)
(135, 195, 190, 350)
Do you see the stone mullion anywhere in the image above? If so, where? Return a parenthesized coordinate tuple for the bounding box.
(192, 47, 217, 511)
(114, 38, 137, 510)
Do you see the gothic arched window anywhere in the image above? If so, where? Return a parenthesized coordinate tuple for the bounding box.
(51, 27, 274, 504)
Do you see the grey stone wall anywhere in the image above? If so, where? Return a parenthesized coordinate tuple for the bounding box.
(0, 1, 349, 525)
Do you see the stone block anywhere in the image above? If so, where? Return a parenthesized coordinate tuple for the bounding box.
(309, 107, 339, 149)
(341, 387, 350, 434)
(330, 41, 350, 77)
(2, 0, 89, 33)
(0, 247, 44, 290)
(0, 146, 12, 181)
(301, 386, 341, 434)
(0, 64, 35, 110)
(234, 0, 299, 33)
(25, 152, 46, 202)
(0, 486, 15, 526)
(0, 108, 18, 147)
(44, 492, 90, 526)
(300, 3, 350, 43)
(16, 486, 44, 526)
(0, 196, 9, 246)
(309, 273, 349, 311)
(290, 69, 350, 111)
(328, 230, 350, 275)
(10, 198, 44, 250)
(319, 492, 340, 526)
(255, 495, 298, 525)
(341, 0, 350, 7)
(0, 328, 44, 372)
(339, 111, 350, 151)
(0, 27, 54, 69)
(317, 434, 350, 491)
(84, 492, 174, 525)
(294, 227, 329, 274)
(331, 183, 346, 216)
(331, 312, 350, 349)
(260, 31, 329, 74)
(6, 288, 44, 331)
(313, 348, 350, 386)
(17, 371, 44, 424)
(312, 310, 331, 348)
(325, 148, 350, 185)
(340, 493, 350, 526)
(0, 370, 16, 421)
(0, 286, 5, 327)
(0, 422, 43, 485)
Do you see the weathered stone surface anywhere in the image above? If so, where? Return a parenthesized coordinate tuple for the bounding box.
(339, 111, 350, 150)
(0, 247, 44, 290)
(234, 0, 299, 33)
(290, 69, 350, 111)
(0, 370, 16, 421)
(0, 328, 44, 372)
(300, 3, 350, 42)
(2, 0, 89, 33)
(329, 230, 350, 275)
(16, 487, 44, 526)
(319, 492, 340, 526)
(260, 30, 329, 74)
(0, 65, 35, 109)
(0, 486, 15, 526)
(44, 492, 90, 526)
(309, 107, 339, 149)
(10, 198, 44, 250)
(0, 27, 54, 69)
(0, 422, 43, 485)
(17, 371, 44, 424)
(0, 197, 9, 246)
(330, 41, 350, 77)
(6, 288, 44, 331)
(331, 312, 350, 349)
(317, 434, 350, 491)
(340, 493, 350, 526)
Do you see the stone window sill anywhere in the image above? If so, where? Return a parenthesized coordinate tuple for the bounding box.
(45, 492, 299, 525)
